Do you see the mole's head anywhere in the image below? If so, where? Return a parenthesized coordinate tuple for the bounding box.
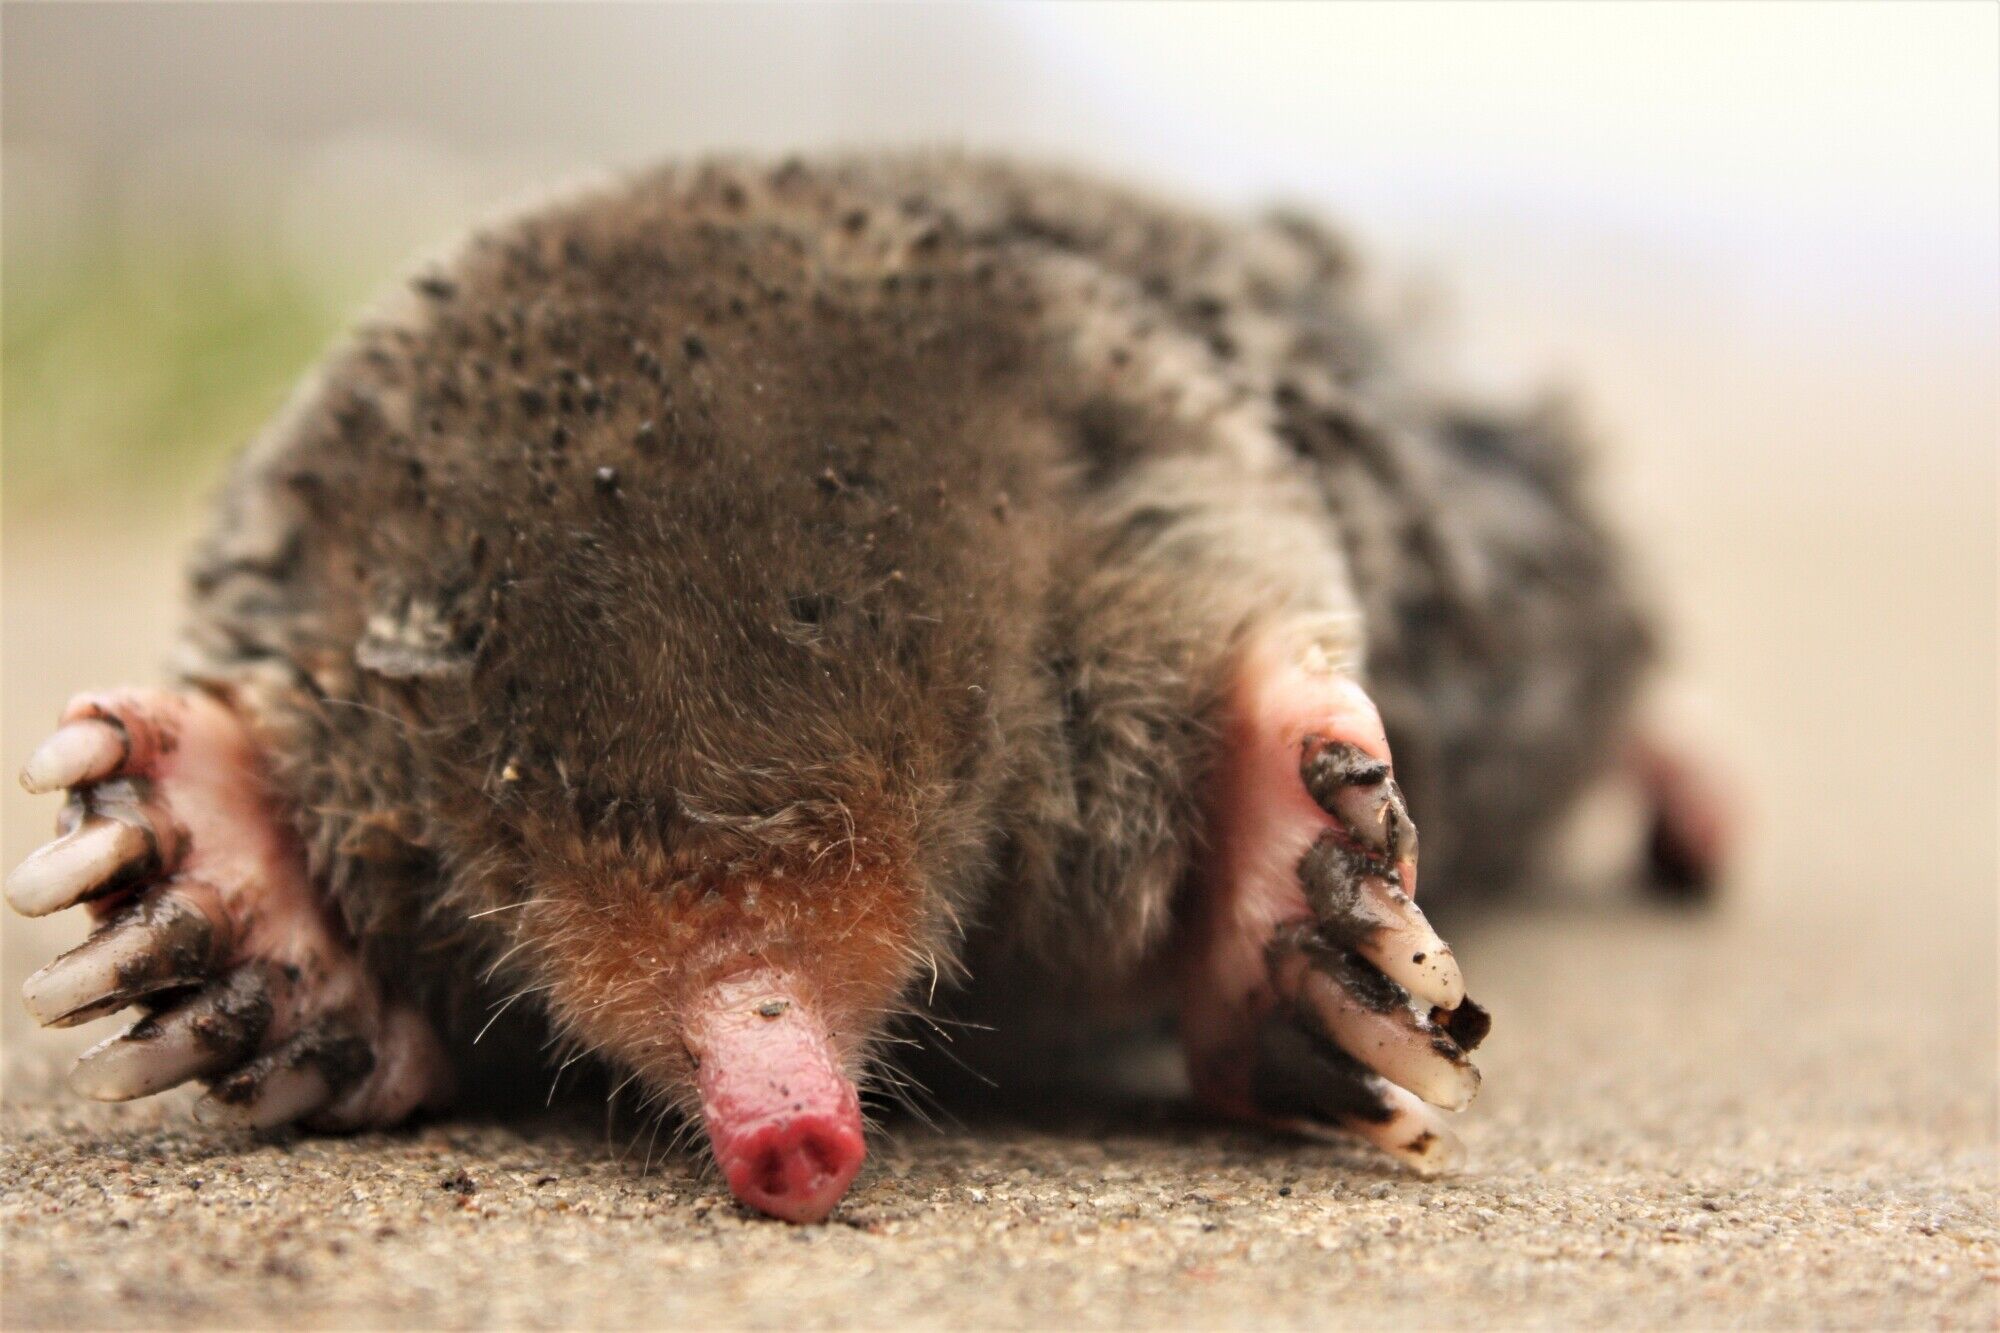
(376, 210, 1053, 1222)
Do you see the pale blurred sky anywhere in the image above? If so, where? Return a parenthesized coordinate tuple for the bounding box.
(7, 2, 1994, 495)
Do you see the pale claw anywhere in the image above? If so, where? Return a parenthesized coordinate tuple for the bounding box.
(70, 969, 271, 1101)
(19, 719, 128, 795)
(1308, 1084, 1466, 1176)
(4, 817, 156, 917)
(21, 886, 228, 1026)
(195, 1059, 334, 1131)
(193, 1024, 372, 1131)
(1296, 832, 1464, 1009)
(1300, 739, 1417, 864)
(1254, 1018, 1465, 1175)
(1275, 938, 1480, 1112)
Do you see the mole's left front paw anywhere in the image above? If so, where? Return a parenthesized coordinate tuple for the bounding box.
(1181, 620, 1489, 1172)
(7, 687, 452, 1131)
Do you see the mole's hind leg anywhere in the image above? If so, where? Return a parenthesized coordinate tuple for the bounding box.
(1629, 734, 1735, 901)
(1178, 619, 1489, 1173)
(8, 688, 452, 1130)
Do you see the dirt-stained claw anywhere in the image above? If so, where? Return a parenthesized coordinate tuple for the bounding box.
(20, 719, 128, 795)
(195, 1057, 333, 1131)
(1300, 739, 1416, 864)
(11, 685, 454, 1134)
(1251, 1015, 1465, 1174)
(21, 886, 229, 1027)
(1273, 939, 1480, 1112)
(1332, 1083, 1466, 1175)
(313, 1006, 456, 1131)
(194, 1023, 374, 1132)
(69, 967, 272, 1101)
(1296, 832, 1464, 1008)
(69, 1021, 209, 1101)
(5, 817, 158, 917)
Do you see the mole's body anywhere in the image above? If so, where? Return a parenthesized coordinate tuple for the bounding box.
(10, 155, 1719, 1222)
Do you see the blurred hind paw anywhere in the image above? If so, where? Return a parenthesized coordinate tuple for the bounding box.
(1630, 734, 1735, 902)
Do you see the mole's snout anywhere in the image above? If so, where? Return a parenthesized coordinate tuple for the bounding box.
(719, 1109, 867, 1224)
(688, 969, 866, 1223)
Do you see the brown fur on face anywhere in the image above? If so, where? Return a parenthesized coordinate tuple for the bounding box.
(513, 825, 928, 1110)
(188, 158, 1084, 1096)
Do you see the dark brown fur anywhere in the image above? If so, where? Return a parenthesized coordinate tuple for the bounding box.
(178, 152, 1649, 1103)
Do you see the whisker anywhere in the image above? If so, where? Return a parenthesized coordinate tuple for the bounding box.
(638, 1103, 670, 1176)
(472, 982, 552, 1045)
(867, 1062, 944, 1133)
(468, 898, 549, 921)
(479, 935, 536, 983)
(605, 1066, 643, 1106)
(917, 1011, 995, 1035)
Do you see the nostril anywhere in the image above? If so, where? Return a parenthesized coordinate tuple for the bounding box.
(755, 1144, 789, 1199)
(799, 1128, 841, 1179)
(772, 1122, 855, 1195)
(722, 1117, 866, 1222)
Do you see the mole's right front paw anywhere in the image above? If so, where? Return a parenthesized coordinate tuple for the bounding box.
(8, 688, 452, 1130)
(1181, 621, 1489, 1173)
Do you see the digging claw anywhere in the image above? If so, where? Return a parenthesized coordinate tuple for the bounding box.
(69, 968, 273, 1101)
(1300, 739, 1416, 863)
(1271, 933, 1479, 1112)
(21, 886, 227, 1026)
(1251, 1016, 1464, 1174)
(5, 816, 158, 917)
(194, 1023, 374, 1131)
(20, 719, 128, 795)
(1295, 832, 1464, 1009)
(1337, 1084, 1466, 1175)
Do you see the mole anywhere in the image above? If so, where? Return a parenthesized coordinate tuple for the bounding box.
(7, 153, 1726, 1223)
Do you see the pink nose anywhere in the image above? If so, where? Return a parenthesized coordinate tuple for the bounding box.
(717, 1114, 867, 1224)
(689, 970, 869, 1224)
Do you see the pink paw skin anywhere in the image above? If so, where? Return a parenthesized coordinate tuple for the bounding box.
(1629, 734, 1737, 901)
(8, 688, 452, 1131)
(1180, 620, 1490, 1173)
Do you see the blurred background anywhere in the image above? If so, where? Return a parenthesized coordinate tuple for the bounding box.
(3, 3, 1994, 1087)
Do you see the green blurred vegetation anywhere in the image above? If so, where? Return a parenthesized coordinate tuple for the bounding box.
(3, 222, 364, 511)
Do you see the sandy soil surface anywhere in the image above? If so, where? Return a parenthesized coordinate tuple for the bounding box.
(2, 486, 1994, 1328)
(4, 902, 1995, 1330)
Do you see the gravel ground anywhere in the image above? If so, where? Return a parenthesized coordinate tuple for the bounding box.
(3, 903, 1994, 1330)
(3, 501, 1994, 1329)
